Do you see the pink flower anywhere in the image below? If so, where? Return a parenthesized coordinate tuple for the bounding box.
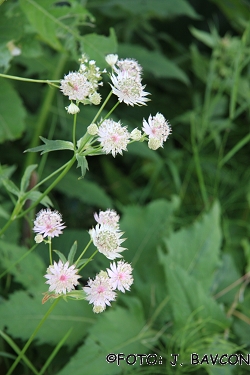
(142, 113, 171, 150)
(33, 208, 66, 239)
(97, 119, 130, 157)
(44, 260, 81, 295)
(83, 271, 116, 313)
(94, 209, 120, 229)
(107, 261, 133, 293)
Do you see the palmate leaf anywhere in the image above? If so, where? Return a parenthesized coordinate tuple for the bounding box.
(57, 298, 155, 375)
(25, 137, 74, 154)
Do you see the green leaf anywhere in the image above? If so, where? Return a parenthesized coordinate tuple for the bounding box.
(190, 27, 216, 48)
(57, 299, 154, 375)
(19, 0, 63, 51)
(24, 191, 53, 207)
(68, 241, 77, 265)
(118, 44, 189, 85)
(164, 202, 222, 292)
(76, 259, 89, 267)
(81, 28, 117, 68)
(76, 154, 88, 179)
(0, 240, 45, 291)
(53, 250, 67, 264)
(0, 290, 94, 348)
(25, 137, 74, 154)
(20, 164, 37, 193)
(2, 179, 20, 197)
(0, 79, 26, 142)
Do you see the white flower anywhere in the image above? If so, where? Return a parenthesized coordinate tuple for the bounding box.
(65, 102, 80, 114)
(34, 234, 44, 244)
(105, 54, 118, 67)
(107, 261, 133, 293)
(44, 260, 81, 295)
(89, 224, 126, 260)
(33, 208, 66, 239)
(130, 128, 142, 141)
(94, 209, 120, 229)
(60, 72, 92, 101)
(115, 58, 142, 80)
(89, 92, 101, 105)
(142, 113, 171, 149)
(83, 271, 116, 313)
(97, 119, 130, 157)
(110, 71, 150, 106)
(87, 123, 98, 135)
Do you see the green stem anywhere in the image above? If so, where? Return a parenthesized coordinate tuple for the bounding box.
(17, 156, 76, 219)
(78, 250, 98, 272)
(0, 244, 37, 279)
(72, 112, 78, 150)
(219, 132, 250, 168)
(190, 116, 209, 210)
(75, 239, 93, 266)
(0, 73, 60, 85)
(48, 237, 52, 265)
(91, 90, 113, 124)
(103, 101, 120, 121)
(24, 53, 68, 169)
(6, 299, 60, 375)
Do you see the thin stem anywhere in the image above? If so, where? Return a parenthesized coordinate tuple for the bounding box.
(17, 156, 76, 220)
(49, 237, 52, 265)
(72, 112, 78, 150)
(6, 299, 60, 375)
(219, 132, 250, 168)
(0, 244, 37, 279)
(0, 73, 60, 85)
(103, 101, 120, 121)
(78, 250, 98, 272)
(190, 115, 209, 210)
(75, 239, 93, 266)
(91, 90, 113, 124)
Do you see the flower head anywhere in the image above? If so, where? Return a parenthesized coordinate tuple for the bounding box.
(33, 208, 66, 239)
(87, 123, 98, 135)
(60, 72, 92, 102)
(115, 58, 142, 80)
(65, 102, 80, 114)
(130, 128, 142, 141)
(142, 113, 171, 150)
(83, 271, 116, 313)
(94, 209, 120, 229)
(107, 261, 133, 293)
(89, 224, 126, 260)
(105, 54, 118, 68)
(44, 260, 80, 295)
(97, 119, 130, 157)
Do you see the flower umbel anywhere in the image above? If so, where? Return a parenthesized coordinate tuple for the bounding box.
(94, 209, 120, 229)
(107, 261, 133, 293)
(83, 271, 116, 313)
(33, 208, 66, 239)
(97, 119, 130, 157)
(44, 260, 81, 295)
(142, 113, 171, 150)
(110, 71, 150, 106)
(89, 224, 126, 260)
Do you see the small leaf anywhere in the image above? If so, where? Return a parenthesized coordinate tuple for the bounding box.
(68, 241, 77, 265)
(53, 250, 67, 264)
(25, 137, 74, 154)
(20, 164, 37, 193)
(76, 259, 90, 267)
(76, 154, 88, 179)
(24, 191, 53, 207)
(2, 179, 20, 197)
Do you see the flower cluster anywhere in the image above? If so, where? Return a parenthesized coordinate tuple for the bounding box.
(84, 260, 133, 313)
(89, 209, 126, 260)
(106, 55, 150, 106)
(60, 54, 103, 108)
(33, 208, 66, 242)
(142, 113, 172, 150)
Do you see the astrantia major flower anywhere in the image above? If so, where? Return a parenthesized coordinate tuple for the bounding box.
(97, 119, 130, 157)
(65, 102, 80, 114)
(94, 209, 120, 229)
(44, 260, 81, 295)
(110, 71, 150, 106)
(33, 208, 66, 239)
(115, 58, 142, 80)
(89, 224, 126, 260)
(60, 72, 92, 102)
(105, 54, 118, 68)
(83, 271, 116, 313)
(107, 261, 133, 293)
(142, 113, 171, 150)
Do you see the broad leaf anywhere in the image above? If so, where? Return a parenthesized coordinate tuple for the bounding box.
(76, 154, 88, 178)
(20, 164, 37, 193)
(0, 79, 26, 142)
